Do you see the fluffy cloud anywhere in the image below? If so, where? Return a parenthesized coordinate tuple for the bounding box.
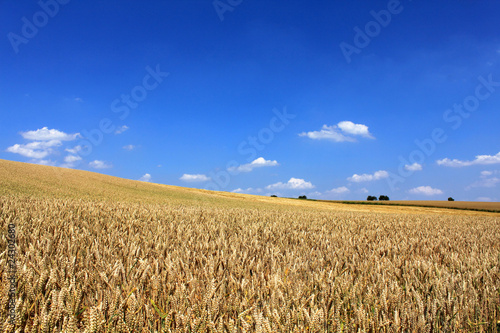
(115, 125, 129, 134)
(266, 178, 315, 190)
(89, 160, 112, 169)
(7, 128, 80, 164)
(299, 121, 374, 142)
(408, 186, 443, 196)
(20, 127, 80, 141)
(231, 187, 263, 194)
(481, 170, 493, 177)
(6, 140, 62, 159)
(61, 154, 83, 168)
(180, 174, 211, 182)
(468, 177, 500, 189)
(437, 152, 500, 167)
(123, 145, 136, 151)
(465, 170, 500, 189)
(139, 173, 152, 182)
(64, 155, 82, 163)
(31, 159, 56, 166)
(404, 163, 423, 171)
(327, 186, 350, 194)
(337, 121, 374, 139)
(347, 170, 388, 182)
(65, 145, 82, 154)
(228, 157, 279, 173)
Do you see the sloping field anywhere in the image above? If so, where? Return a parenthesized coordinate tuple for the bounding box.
(0, 159, 496, 217)
(0, 159, 499, 332)
(390, 200, 500, 211)
(325, 199, 500, 213)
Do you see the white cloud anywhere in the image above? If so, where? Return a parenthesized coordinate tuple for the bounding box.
(359, 188, 369, 194)
(467, 177, 500, 189)
(20, 127, 80, 141)
(408, 186, 443, 196)
(64, 155, 82, 163)
(307, 191, 323, 198)
(6, 140, 62, 159)
(299, 121, 374, 142)
(89, 160, 112, 169)
(404, 163, 423, 171)
(266, 177, 315, 190)
(481, 170, 493, 177)
(7, 127, 82, 165)
(115, 125, 129, 134)
(74, 97, 83, 103)
(123, 145, 136, 151)
(337, 121, 374, 139)
(228, 157, 279, 173)
(65, 145, 82, 154)
(25, 140, 62, 149)
(30, 159, 56, 166)
(139, 173, 152, 182)
(180, 174, 211, 182)
(466, 170, 500, 189)
(476, 197, 492, 202)
(437, 152, 500, 167)
(347, 170, 388, 183)
(299, 125, 352, 142)
(327, 186, 350, 194)
(231, 187, 263, 194)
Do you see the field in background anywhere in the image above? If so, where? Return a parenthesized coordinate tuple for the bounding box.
(321, 200, 500, 213)
(0, 159, 497, 217)
(1, 159, 499, 332)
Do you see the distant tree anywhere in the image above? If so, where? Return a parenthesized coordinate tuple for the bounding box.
(271, 195, 278, 197)
(448, 197, 455, 201)
(379, 195, 390, 201)
(298, 195, 307, 200)
(367, 196, 377, 201)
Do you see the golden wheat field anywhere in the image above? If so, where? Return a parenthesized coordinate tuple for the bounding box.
(0, 160, 500, 332)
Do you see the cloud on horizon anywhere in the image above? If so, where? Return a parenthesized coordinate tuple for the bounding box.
(139, 173, 152, 182)
(266, 177, 315, 190)
(408, 186, 443, 196)
(89, 160, 112, 169)
(437, 152, 500, 167)
(6, 127, 81, 165)
(326, 186, 350, 194)
(180, 174, 211, 182)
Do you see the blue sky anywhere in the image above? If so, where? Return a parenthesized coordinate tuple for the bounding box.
(1, 0, 499, 201)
